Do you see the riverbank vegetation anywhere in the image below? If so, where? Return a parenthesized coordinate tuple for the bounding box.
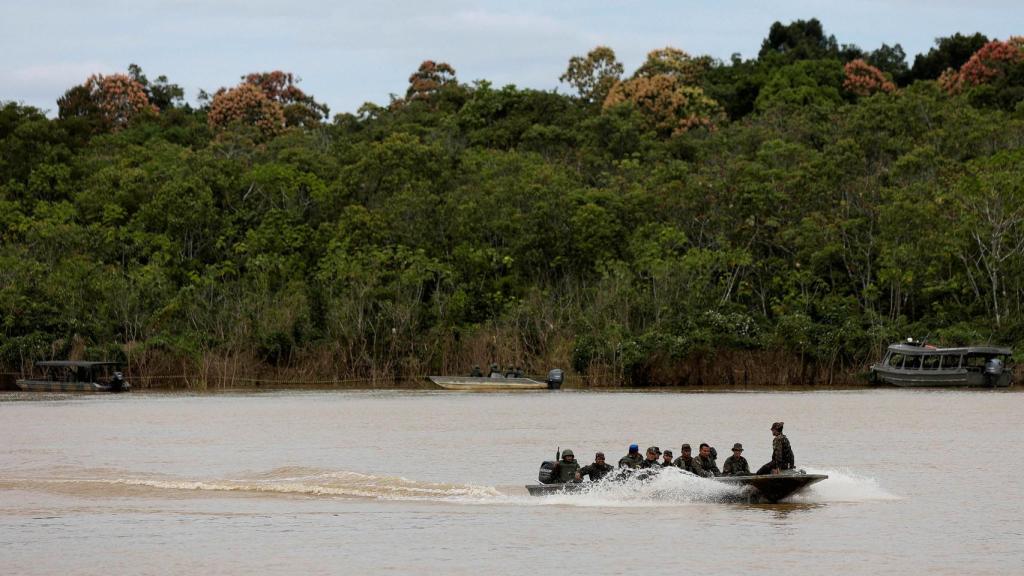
(3, 20, 1024, 387)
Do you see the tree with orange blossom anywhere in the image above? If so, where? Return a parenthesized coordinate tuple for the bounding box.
(843, 59, 896, 97)
(208, 83, 286, 137)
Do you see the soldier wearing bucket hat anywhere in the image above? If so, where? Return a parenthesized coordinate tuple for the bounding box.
(722, 443, 751, 476)
(757, 422, 795, 475)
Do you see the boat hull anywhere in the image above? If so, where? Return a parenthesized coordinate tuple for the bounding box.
(525, 472, 827, 503)
(869, 343, 1013, 387)
(428, 376, 548, 390)
(15, 379, 129, 393)
(870, 366, 1011, 387)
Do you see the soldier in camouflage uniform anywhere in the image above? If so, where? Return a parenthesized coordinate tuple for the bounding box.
(552, 449, 581, 483)
(673, 444, 697, 473)
(660, 449, 674, 467)
(756, 422, 795, 475)
(580, 452, 614, 481)
(639, 446, 662, 469)
(722, 443, 751, 476)
(618, 444, 643, 469)
(692, 443, 721, 477)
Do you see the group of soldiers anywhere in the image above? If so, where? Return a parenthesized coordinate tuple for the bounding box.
(550, 422, 795, 483)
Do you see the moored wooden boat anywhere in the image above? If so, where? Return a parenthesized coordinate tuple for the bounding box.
(869, 341, 1013, 387)
(428, 368, 563, 391)
(16, 361, 130, 393)
(428, 375, 548, 390)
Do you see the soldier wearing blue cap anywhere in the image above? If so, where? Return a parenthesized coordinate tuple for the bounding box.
(618, 444, 643, 469)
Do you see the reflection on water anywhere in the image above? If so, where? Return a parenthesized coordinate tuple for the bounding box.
(1, 389, 1022, 575)
(745, 501, 825, 520)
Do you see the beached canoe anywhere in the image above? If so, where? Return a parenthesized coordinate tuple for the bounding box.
(428, 375, 549, 390)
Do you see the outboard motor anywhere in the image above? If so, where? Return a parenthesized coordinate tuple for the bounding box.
(109, 371, 129, 393)
(984, 358, 1004, 387)
(538, 460, 558, 484)
(538, 447, 560, 484)
(546, 368, 564, 390)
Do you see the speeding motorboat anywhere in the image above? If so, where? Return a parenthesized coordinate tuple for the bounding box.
(527, 456, 826, 503)
(525, 470, 827, 503)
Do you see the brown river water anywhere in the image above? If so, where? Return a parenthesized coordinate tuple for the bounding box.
(1, 389, 1022, 575)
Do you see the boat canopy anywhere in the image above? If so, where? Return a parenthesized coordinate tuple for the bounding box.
(886, 344, 1011, 356)
(35, 361, 122, 368)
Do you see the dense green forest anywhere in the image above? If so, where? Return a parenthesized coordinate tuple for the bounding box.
(3, 20, 1024, 387)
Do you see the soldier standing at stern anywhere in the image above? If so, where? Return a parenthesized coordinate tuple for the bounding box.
(552, 449, 582, 483)
(756, 422, 795, 475)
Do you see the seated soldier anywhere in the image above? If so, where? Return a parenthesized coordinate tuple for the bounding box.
(618, 444, 643, 469)
(673, 444, 696, 473)
(692, 443, 721, 477)
(722, 443, 751, 476)
(580, 452, 614, 481)
(660, 449, 674, 467)
(639, 446, 662, 469)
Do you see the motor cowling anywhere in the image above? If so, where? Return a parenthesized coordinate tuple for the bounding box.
(546, 368, 564, 390)
(110, 372, 129, 392)
(985, 358, 1004, 376)
(538, 461, 557, 484)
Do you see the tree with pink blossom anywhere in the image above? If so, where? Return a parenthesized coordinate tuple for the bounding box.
(843, 59, 896, 97)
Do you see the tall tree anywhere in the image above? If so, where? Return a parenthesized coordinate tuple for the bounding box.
(128, 64, 185, 111)
(634, 47, 713, 84)
(909, 32, 989, 81)
(243, 71, 329, 126)
(560, 46, 624, 107)
(843, 59, 896, 97)
(406, 60, 458, 103)
(758, 18, 839, 63)
(208, 83, 286, 137)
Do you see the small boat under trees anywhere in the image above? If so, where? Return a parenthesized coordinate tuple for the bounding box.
(869, 341, 1013, 388)
(16, 361, 131, 393)
(428, 369, 564, 391)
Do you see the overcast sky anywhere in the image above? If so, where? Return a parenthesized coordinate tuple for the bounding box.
(3, 1, 1022, 116)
